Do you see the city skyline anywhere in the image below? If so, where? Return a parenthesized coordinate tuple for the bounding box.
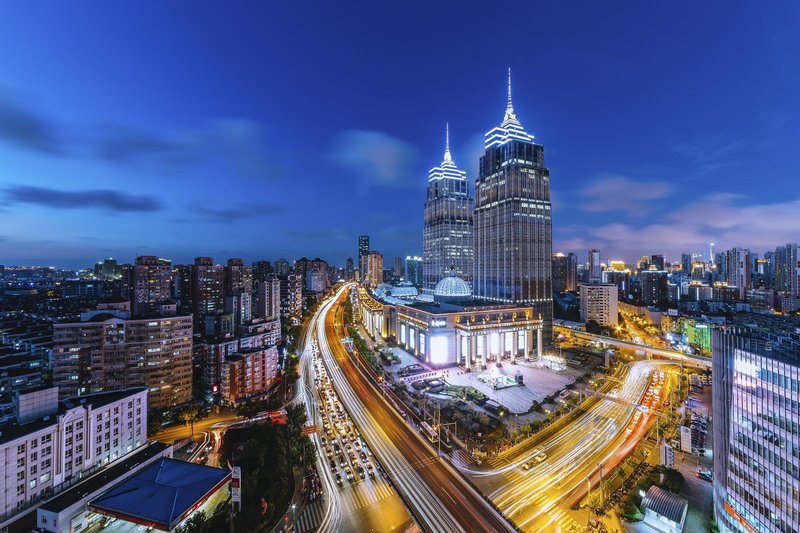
(2, 3, 800, 267)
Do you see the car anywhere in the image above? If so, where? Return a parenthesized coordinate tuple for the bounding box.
(366, 463, 374, 476)
(521, 459, 534, 470)
(345, 467, 354, 480)
(534, 451, 547, 463)
(335, 473, 343, 485)
(696, 469, 713, 482)
(329, 459, 336, 469)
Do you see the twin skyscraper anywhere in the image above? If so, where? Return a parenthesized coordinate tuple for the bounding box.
(422, 69, 554, 343)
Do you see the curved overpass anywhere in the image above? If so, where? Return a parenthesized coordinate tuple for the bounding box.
(562, 329, 712, 370)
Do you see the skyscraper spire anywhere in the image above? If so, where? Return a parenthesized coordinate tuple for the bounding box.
(507, 67, 513, 110)
(443, 122, 452, 163)
(486, 68, 534, 149)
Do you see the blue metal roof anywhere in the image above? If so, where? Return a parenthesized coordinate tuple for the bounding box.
(89, 458, 231, 531)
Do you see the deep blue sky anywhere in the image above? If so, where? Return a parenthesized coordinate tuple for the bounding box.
(1, 2, 799, 268)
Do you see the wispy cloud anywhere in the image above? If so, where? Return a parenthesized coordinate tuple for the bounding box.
(0, 93, 63, 155)
(557, 194, 800, 259)
(190, 203, 285, 223)
(4, 185, 161, 212)
(331, 130, 419, 191)
(579, 174, 672, 215)
(93, 119, 282, 181)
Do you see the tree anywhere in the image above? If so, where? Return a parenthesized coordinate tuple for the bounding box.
(585, 320, 602, 335)
(179, 405, 202, 440)
(147, 409, 166, 437)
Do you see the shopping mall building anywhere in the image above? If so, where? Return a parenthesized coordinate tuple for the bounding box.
(356, 273, 544, 368)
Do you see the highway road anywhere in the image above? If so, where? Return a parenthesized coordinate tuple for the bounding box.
(295, 302, 413, 533)
(318, 284, 514, 533)
(462, 359, 677, 531)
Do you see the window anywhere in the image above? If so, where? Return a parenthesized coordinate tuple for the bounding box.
(30, 452, 37, 462)
(76, 421, 83, 430)
(17, 484, 25, 496)
(40, 472, 50, 483)
(29, 479, 36, 489)
(42, 434, 51, 444)
(17, 457, 25, 468)
(42, 459, 51, 469)
(17, 471, 24, 481)
(30, 465, 37, 475)
(76, 433, 83, 442)
(113, 438, 118, 447)
(96, 436, 102, 444)
(76, 445, 82, 454)
(65, 437, 72, 447)
(42, 446, 51, 456)
(96, 447, 101, 456)
(30, 439, 38, 449)
(17, 444, 25, 454)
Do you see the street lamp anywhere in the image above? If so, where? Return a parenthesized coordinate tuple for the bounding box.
(291, 504, 296, 523)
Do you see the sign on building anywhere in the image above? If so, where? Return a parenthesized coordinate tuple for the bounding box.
(660, 441, 674, 468)
(231, 466, 242, 506)
(679, 425, 692, 452)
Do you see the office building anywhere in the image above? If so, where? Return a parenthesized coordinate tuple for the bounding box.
(172, 264, 192, 313)
(473, 70, 553, 344)
(130, 256, 172, 318)
(277, 274, 303, 318)
(579, 283, 618, 327)
(254, 277, 280, 320)
(252, 260, 273, 283)
(358, 235, 370, 279)
(552, 252, 578, 292)
(0, 386, 147, 521)
(640, 267, 669, 307)
(404, 256, 423, 287)
(422, 124, 474, 289)
(225, 258, 253, 295)
(393, 256, 404, 279)
(775, 244, 800, 297)
(192, 257, 224, 331)
(724, 248, 751, 299)
(588, 249, 602, 283)
(603, 269, 632, 301)
(650, 254, 665, 272)
(52, 299, 192, 409)
(273, 258, 290, 276)
(364, 251, 383, 288)
(223, 290, 252, 326)
(345, 257, 355, 281)
(712, 328, 800, 533)
(680, 253, 692, 276)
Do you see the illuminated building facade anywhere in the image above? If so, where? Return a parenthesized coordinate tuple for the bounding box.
(364, 250, 383, 288)
(52, 300, 192, 409)
(356, 286, 544, 368)
(130, 256, 172, 317)
(552, 252, 577, 292)
(712, 328, 800, 533)
(473, 70, 553, 344)
(423, 124, 473, 290)
(579, 283, 618, 327)
(404, 256, 423, 287)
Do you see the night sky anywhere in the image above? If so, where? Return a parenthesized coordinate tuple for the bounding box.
(1, 2, 799, 268)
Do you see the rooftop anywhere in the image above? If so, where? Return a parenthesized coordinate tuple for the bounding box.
(39, 442, 169, 513)
(642, 485, 688, 524)
(89, 458, 231, 531)
(0, 387, 147, 445)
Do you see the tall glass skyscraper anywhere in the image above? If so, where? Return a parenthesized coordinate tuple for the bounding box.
(712, 328, 800, 533)
(473, 70, 553, 343)
(423, 124, 473, 290)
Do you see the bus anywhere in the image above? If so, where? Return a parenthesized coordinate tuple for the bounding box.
(420, 421, 438, 444)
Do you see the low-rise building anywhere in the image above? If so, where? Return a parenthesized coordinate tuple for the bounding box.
(0, 386, 147, 523)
